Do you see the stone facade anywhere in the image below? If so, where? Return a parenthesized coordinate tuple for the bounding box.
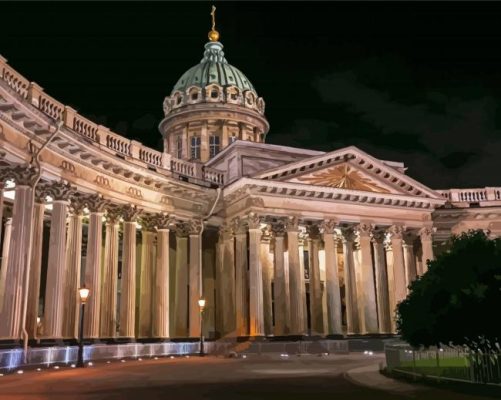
(1, 34, 500, 344)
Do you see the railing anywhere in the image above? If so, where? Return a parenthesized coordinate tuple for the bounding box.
(437, 187, 501, 205)
(171, 158, 195, 177)
(73, 113, 99, 142)
(0, 55, 223, 186)
(203, 165, 225, 186)
(385, 344, 501, 385)
(139, 147, 162, 167)
(0, 57, 29, 99)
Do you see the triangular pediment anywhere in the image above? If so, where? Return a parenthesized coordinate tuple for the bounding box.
(288, 163, 396, 194)
(253, 146, 443, 199)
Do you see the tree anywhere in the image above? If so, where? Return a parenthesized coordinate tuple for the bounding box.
(396, 230, 501, 349)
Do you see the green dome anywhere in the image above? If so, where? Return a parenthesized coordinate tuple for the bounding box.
(171, 41, 257, 95)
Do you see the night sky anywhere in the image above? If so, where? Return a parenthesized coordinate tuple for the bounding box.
(1, 1, 501, 189)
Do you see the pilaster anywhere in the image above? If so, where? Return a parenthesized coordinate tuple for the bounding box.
(188, 219, 203, 338)
(271, 220, 288, 336)
(233, 217, 248, 336)
(174, 221, 189, 337)
(248, 212, 264, 336)
(372, 230, 392, 333)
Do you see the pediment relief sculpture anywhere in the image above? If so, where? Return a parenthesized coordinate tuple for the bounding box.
(295, 164, 391, 193)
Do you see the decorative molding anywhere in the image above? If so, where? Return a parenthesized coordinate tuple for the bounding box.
(247, 212, 261, 230)
(120, 204, 142, 222)
(0, 165, 38, 186)
(44, 180, 75, 201)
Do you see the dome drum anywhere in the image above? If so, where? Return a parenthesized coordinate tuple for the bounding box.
(163, 84, 265, 116)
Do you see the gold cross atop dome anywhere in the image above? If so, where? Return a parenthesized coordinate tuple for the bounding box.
(208, 5, 220, 42)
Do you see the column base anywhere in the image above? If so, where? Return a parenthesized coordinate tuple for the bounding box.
(325, 334, 345, 340)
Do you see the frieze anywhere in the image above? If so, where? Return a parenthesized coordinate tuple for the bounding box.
(94, 175, 111, 188)
(127, 186, 143, 199)
(60, 160, 76, 175)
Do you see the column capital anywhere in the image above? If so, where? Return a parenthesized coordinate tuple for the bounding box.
(68, 193, 87, 216)
(419, 226, 435, 241)
(44, 180, 75, 202)
(246, 212, 261, 230)
(306, 223, 321, 240)
(232, 216, 247, 236)
(388, 224, 405, 240)
(285, 216, 300, 232)
(371, 229, 386, 244)
(154, 212, 175, 230)
(0, 165, 39, 186)
(105, 206, 122, 225)
(175, 220, 191, 238)
(341, 226, 356, 242)
(357, 222, 375, 238)
(270, 220, 286, 238)
(120, 204, 142, 222)
(188, 218, 203, 235)
(140, 213, 159, 232)
(403, 230, 417, 245)
(321, 219, 338, 235)
(218, 223, 233, 241)
(82, 193, 109, 213)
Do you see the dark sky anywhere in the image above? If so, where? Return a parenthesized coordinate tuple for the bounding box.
(1, 1, 501, 189)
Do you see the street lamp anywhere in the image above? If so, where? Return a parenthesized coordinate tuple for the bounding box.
(198, 298, 206, 357)
(77, 286, 90, 368)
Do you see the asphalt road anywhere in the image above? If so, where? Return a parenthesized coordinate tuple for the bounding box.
(0, 354, 494, 400)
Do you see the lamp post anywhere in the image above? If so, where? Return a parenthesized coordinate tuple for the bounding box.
(77, 286, 90, 368)
(198, 298, 206, 357)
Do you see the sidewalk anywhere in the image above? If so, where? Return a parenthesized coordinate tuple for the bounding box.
(345, 363, 425, 395)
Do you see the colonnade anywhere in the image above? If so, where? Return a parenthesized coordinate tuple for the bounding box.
(215, 214, 435, 337)
(0, 169, 205, 341)
(0, 167, 436, 341)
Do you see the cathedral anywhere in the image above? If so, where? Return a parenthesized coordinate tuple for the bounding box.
(1, 14, 500, 346)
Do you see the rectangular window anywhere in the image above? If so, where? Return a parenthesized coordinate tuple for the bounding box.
(176, 136, 183, 159)
(191, 136, 201, 160)
(209, 135, 220, 158)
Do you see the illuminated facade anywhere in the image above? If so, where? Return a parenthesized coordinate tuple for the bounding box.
(1, 19, 501, 344)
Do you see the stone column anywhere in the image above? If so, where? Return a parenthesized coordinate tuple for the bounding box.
(419, 227, 434, 274)
(63, 196, 85, 339)
(357, 223, 378, 334)
(221, 223, 236, 335)
(188, 219, 203, 338)
(26, 197, 45, 339)
(341, 227, 359, 334)
(0, 184, 4, 248)
(119, 205, 141, 338)
(233, 217, 248, 336)
(248, 213, 264, 337)
(215, 228, 224, 336)
(321, 220, 343, 336)
(271, 221, 288, 336)
(389, 225, 407, 306)
(403, 233, 417, 287)
(307, 224, 323, 336)
(0, 166, 36, 339)
(153, 214, 173, 338)
(138, 216, 156, 338)
(372, 230, 392, 333)
(287, 217, 306, 335)
(0, 217, 12, 313)
(83, 195, 107, 339)
(260, 227, 274, 336)
(174, 221, 189, 337)
(44, 182, 73, 339)
(99, 209, 120, 338)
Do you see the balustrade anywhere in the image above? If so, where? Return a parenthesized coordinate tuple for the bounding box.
(0, 55, 221, 184)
